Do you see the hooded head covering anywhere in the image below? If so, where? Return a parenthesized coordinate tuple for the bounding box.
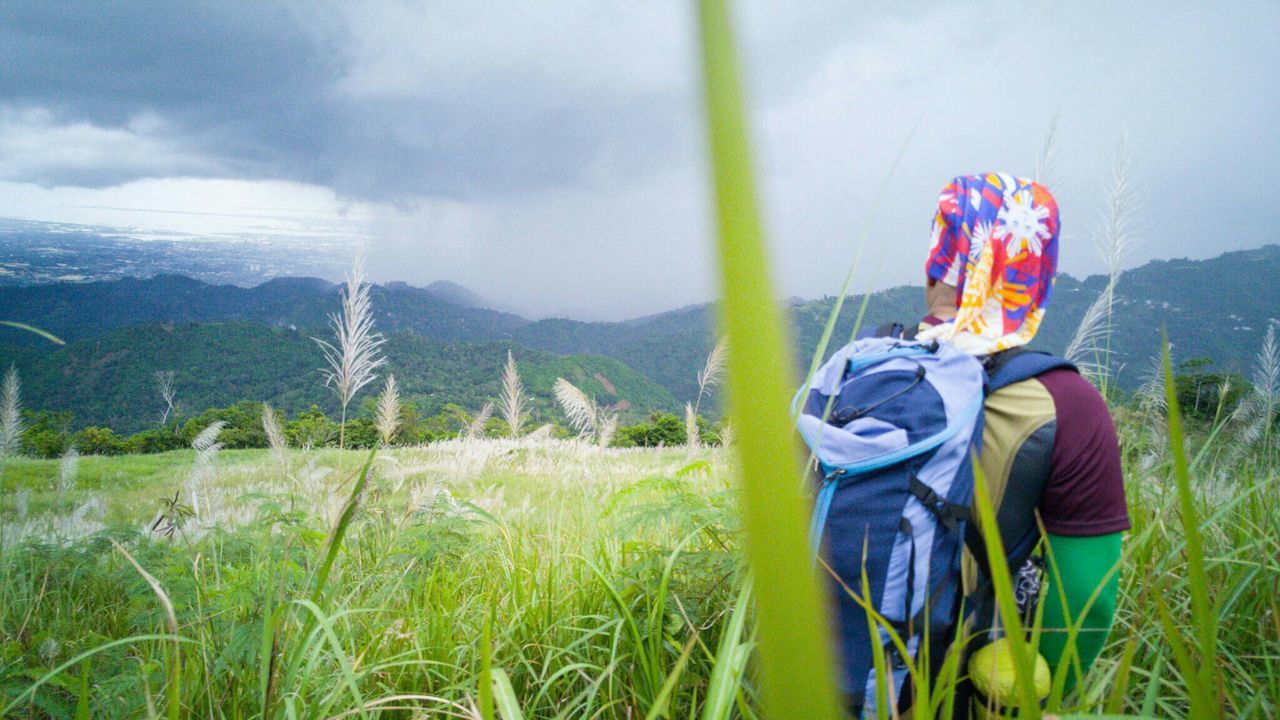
(918, 172, 1060, 355)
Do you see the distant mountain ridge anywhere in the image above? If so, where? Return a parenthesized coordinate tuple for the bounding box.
(2, 323, 677, 433)
(2, 245, 1278, 427)
(421, 280, 492, 309)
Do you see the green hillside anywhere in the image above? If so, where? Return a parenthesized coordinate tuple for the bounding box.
(0, 323, 677, 433)
(2, 245, 1277, 421)
(0, 275, 527, 346)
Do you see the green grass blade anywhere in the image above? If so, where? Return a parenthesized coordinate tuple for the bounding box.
(111, 540, 182, 720)
(861, 554, 891, 720)
(1160, 333, 1221, 719)
(702, 578, 753, 720)
(480, 611, 495, 720)
(75, 659, 91, 720)
(582, 556, 656, 702)
(695, 1, 840, 717)
(491, 668, 526, 720)
(644, 635, 698, 720)
(259, 549, 286, 718)
(1155, 594, 1206, 713)
(0, 320, 66, 345)
(970, 462, 1042, 718)
(1053, 716, 1157, 719)
(292, 599, 368, 719)
(1139, 653, 1164, 717)
(1103, 637, 1137, 714)
(311, 448, 377, 607)
(2, 635, 194, 715)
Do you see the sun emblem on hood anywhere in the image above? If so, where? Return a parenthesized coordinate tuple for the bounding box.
(996, 188, 1052, 257)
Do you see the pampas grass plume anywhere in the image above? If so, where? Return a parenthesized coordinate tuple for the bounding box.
(500, 351, 529, 438)
(375, 374, 401, 445)
(315, 256, 387, 448)
(467, 402, 494, 440)
(1, 365, 21, 457)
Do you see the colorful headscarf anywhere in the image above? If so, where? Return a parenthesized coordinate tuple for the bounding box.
(918, 172, 1060, 356)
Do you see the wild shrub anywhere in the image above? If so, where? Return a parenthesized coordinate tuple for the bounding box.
(72, 427, 124, 456)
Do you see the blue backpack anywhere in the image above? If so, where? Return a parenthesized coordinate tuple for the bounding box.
(796, 328, 1072, 716)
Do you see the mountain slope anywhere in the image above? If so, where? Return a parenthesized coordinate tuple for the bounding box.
(0, 275, 529, 345)
(2, 245, 1277, 408)
(0, 323, 677, 433)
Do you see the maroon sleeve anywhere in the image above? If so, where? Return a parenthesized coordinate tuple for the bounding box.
(1036, 368, 1131, 536)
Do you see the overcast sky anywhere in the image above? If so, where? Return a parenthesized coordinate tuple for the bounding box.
(1, 2, 1277, 319)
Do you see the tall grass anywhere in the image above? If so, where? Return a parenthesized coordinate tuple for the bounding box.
(0, 3, 1276, 718)
(1064, 136, 1136, 389)
(501, 351, 530, 438)
(553, 378, 616, 447)
(315, 256, 387, 449)
(1, 365, 21, 458)
(1233, 324, 1279, 457)
(375, 374, 402, 445)
(696, 0, 840, 717)
(0, 421, 1275, 717)
(467, 401, 496, 440)
(1156, 334, 1220, 719)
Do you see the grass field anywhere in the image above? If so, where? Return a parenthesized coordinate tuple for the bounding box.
(1, 4, 1276, 718)
(0, 428, 1276, 718)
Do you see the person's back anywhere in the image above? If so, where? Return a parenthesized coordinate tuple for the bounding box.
(806, 173, 1129, 718)
(918, 173, 1130, 715)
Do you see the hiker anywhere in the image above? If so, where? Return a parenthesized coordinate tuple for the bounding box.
(799, 173, 1129, 718)
(919, 173, 1129, 716)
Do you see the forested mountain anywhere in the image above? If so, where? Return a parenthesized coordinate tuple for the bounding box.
(2, 245, 1277, 429)
(0, 323, 676, 433)
(0, 275, 528, 345)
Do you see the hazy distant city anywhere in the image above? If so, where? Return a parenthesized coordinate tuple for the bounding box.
(0, 217, 351, 288)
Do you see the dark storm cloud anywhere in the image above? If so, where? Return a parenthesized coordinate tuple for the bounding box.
(2, 1, 1278, 320)
(0, 1, 694, 199)
(0, 2, 338, 174)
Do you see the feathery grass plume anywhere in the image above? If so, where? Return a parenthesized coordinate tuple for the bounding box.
(262, 403, 287, 470)
(500, 350, 529, 438)
(375, 374, 401, 445)
(154, 370, 177, 426)
(553, 378, 598, 439)
(717, 418, 735, 448)
(694, 336, 728, 416)
(188, 421, 226, 518)
(684, 402, 700, 448)
(526, 424, 554, 441)
(1064, 135, 1136, 386)
(1233, 323, 1280, 450)
(597, 411, 618, 449)
(1034, 111, 1063, 188)
(315, 256, 387, 449)
(1, 364, 21, 457)
(58, 445, 79, 496)
(1138, 350, 1171, 418)
(466, 402, 495, 440)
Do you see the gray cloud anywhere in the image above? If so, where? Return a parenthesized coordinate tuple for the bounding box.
(1, 1, 1277, 319)
(0, 1, 698, 201)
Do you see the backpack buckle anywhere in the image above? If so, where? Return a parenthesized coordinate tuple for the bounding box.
(909, 475, 969, 532)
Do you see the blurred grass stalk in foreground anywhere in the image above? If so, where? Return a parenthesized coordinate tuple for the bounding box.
(695, 0, 842, 717)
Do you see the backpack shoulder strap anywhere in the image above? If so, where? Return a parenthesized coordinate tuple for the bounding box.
(985, 349, 1076, 392)
(871, 321, 920, 341)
